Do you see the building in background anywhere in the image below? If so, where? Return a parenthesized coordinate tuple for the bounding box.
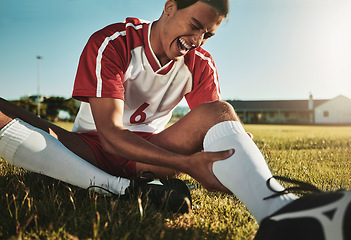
(227, 95, 351, 125)
(314, 95, 351, 124)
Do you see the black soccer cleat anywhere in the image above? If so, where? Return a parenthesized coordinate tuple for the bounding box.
(255, 177, 351, 240)
(124, 172, 192, 214)
(88, 171, 192, 213)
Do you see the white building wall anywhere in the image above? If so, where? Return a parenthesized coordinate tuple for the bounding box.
(315, 95, 351, 124)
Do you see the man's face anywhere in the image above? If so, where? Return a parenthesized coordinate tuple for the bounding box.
(159, 0, 224, 63)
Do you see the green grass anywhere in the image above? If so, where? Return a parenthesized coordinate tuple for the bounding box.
(1, 123, 350, 239)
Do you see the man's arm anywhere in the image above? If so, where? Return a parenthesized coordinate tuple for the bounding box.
(89, 97, 232, 192)
(89, 97, 187, 169)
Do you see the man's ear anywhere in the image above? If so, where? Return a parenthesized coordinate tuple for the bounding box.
(164, 0, 176, 16)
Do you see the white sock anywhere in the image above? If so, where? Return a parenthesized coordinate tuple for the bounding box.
(204, 121, 298, 223)
(0, 118, 130, 195)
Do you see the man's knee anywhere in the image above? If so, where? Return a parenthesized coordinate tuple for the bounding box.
(0, 110, 13, 130)
(197, 100, 239, 122)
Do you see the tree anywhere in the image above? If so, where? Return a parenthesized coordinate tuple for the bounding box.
(11, 98, 47, 117)
(43, 97, 66, 122)
(11, 96, 79, 122)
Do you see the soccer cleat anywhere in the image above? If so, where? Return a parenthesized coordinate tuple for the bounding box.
(131, 178, 192, 213)
(124, 172, 192, 213)
(89, 171, 192, 213)
(255, 177, 351, 240)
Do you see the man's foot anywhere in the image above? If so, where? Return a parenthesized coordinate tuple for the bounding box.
(255, 188, 351, 240)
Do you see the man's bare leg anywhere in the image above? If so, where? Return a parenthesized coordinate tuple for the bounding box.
(0, 98, 129, 194)
(0, 97, 97, 166)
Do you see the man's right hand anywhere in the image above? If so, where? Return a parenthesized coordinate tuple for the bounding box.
(184, 149, 234, 193)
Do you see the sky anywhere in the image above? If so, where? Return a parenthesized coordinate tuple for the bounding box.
(1, 0, 351, 105)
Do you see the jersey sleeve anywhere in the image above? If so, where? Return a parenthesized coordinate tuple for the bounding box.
(72, 24, 128, 103)
(185, 49, 221, 110)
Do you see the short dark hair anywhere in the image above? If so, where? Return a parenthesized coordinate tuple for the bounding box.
(174, 0, 229, 17)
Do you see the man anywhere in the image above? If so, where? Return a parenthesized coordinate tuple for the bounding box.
(0, 0, 350, 239)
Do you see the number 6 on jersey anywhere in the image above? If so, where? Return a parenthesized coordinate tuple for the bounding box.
(130, 103, 150, 124)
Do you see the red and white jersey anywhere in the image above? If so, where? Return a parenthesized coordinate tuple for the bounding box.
(72, 17, 220, 133)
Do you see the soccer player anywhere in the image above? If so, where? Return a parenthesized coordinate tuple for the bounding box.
(0, 0, 350, 238)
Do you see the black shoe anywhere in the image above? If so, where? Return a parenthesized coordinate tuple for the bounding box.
(255, 176, 351, 240)
(125, 172, 192, 214)
(88, 171, 192, 214)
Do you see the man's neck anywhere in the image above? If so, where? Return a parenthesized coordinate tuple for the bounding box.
(150, 20, 170, 66)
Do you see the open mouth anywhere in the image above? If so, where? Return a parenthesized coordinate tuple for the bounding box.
(177, 37, 192, 55)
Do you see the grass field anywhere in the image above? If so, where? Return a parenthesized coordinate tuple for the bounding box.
(1, 123, 350, 239)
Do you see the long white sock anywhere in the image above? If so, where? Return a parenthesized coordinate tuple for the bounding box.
(0, 118, 130, 195)
(204, 121, 298, 223)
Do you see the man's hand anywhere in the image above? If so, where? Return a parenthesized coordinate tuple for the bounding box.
(185, 149, 234, 193)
